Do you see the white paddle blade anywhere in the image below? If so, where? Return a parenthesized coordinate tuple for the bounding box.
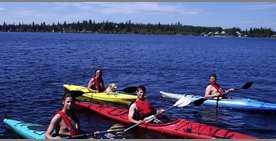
(143, 115, 155, 121)
(143, 115, 155, 123)
(173, 96, 192, 107)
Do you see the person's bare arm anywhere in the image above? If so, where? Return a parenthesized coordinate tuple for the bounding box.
(45, 114, 61, 139)
(87, 78, 97, 92)
(128, 103, 142, 124)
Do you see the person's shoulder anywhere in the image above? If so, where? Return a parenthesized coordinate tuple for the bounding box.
(128, 101, 136, 108)
(206, 84, 213, 89)
(53, 112, 62, 120)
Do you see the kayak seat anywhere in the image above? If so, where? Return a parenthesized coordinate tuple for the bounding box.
(149, 115, 175, 124)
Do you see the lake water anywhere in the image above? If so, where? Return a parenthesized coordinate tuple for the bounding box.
(0, 32, 276, 139)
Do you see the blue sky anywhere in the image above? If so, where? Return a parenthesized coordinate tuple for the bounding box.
(0, 2, 275, 31)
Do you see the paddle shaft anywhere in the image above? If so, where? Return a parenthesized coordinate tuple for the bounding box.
(63, 128, 124, 139)
(215, 83, 250, 108)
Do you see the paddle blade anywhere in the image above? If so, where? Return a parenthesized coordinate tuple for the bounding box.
(68, 91, 84, 97)
(108, 124, 125, 132)
(94, 124, 125, 135)
(173, 96, 192, 107)
(193, 98, 207, 106)
(242, 82, 253, 89)
(122, 87, 137, 93)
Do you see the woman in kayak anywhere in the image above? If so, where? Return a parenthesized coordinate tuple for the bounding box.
(87, 69, 105, 92)
(204, 73, 235, 99)
(45, 93, 81, 139)
(128, 85, 165, 124)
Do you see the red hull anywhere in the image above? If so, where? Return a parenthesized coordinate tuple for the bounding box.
(75, 101, 257, 139)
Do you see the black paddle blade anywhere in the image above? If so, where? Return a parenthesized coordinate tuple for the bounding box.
(242, 82, 253, 89)
(122, 87, 137, 93)
(193, 98, 207, 106)
(70, 91, 85, 97)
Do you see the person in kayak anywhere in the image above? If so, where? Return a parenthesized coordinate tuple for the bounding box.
(45, 93, 81, 139)
(128, 85, 165, 124)
(204, 73, 235, 99)
(87, 69, 105, 92)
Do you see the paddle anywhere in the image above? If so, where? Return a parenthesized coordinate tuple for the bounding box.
(63, 123, 125, 139)
(72, 86, 137, 97)
(193, 82, 253, 106)
(124, 96, 192, 132)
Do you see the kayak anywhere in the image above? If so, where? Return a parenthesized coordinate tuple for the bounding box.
(63, 84, 137, 105)
(75, 101, 256, 139)
(3, 118, 46, 139)
(160, 91, 276, 112)
(3, 117, 120, 139)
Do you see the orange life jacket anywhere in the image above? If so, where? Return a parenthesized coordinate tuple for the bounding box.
(135, 99, 155, 119)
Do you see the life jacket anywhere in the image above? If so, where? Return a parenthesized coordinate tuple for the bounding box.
(135, 99, 156, 119)
(209, 83, 225, 95)
(91, 77, 104, 92)
(57, 110, 80, 136)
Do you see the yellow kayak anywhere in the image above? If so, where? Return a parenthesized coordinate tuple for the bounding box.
(63, 84, 137, 105)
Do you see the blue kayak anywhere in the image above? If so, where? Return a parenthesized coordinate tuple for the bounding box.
(160, 91, 276, 112)
(3, 118, 46, 139)
(3, 118, 120, 139)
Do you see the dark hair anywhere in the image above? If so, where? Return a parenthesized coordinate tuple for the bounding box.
(62, 93, 75, 101)
(136, 85, 146, 93)
(93, 69, 103, 78)
(209, 73, 217, 79)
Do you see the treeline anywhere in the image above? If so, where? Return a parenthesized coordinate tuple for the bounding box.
(0, 20, 275, 38)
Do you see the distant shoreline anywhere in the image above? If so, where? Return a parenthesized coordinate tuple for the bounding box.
(1, 31, 275, 39)
(1, 20, 275, 38)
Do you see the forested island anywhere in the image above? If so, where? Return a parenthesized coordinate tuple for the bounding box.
(1, 20, 275, 38)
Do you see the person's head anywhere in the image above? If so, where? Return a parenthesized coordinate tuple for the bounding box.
(94, 69, 103, 78)
(62, 93, 75, 110)
(209, 73, 217, 84)
(136, 85, 146, 100)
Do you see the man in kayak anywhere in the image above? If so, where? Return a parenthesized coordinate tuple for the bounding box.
(45, 93, 81, 139)
(128, 85, 165, 124)
(204, 73, 235, 99)
(87, 69, 105, 92)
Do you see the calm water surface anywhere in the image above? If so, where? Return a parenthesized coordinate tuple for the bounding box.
(0, 32, 276, 139)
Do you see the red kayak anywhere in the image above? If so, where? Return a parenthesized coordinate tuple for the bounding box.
(75, 101, 257, 139)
